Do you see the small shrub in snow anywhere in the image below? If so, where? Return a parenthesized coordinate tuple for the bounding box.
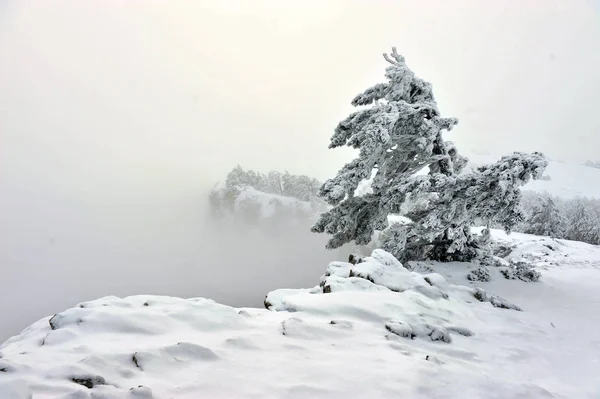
(263, 297, 272, 310)
(489, 295, 522, 311)
(412, 323, 453, 343)
(466, 267, 491, 282)
(406, 261, 435, 273)
(472, 288, 487, 302)
(446, 326, 474, 337)
(71, 375, 106, 389)
(385, 321, 415, 339)
(471, 288, 521, 311)
(499, 267, 514, 280)
(386, 321, 454, 343)
(428, 326, 452, 343)
(514, 262, 541, 282)
(480, 254, 509, 268)
(423, 273, 447, 287)
(500, 262, 541, 282)
(348, 254, 363, 265)
(491, 241, 515, 258)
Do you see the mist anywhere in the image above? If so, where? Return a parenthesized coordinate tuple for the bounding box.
(1, 0, 599, 341)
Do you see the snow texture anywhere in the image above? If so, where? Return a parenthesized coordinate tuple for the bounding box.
(3, 234, 600, 398)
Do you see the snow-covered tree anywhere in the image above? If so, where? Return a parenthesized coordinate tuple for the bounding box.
(280, 173, 321, 202)
(312, 47, 466, 249)
(510, 194, 600, 245)
(380, 152, 547, 261)
(524, 195, 566, 238)
(584, 160, 600, 169)
(565, 197, 600, 245)
(312, 47, 547, 262)
(209, 165, 326, 227)
(216, 165, 321, 202)
(267, 170, 283, 195)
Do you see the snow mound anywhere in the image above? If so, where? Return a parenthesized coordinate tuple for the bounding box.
(489, 229, 600, 270)
(0, 296, 243, 398)
(266, 249, 520, 345)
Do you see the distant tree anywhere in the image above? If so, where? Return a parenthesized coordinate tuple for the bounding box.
(584, 160, 600, 169)
(209, 165, 325, 226)
(281, 172, 321, 202)
(218, 165, 321, 202)
(565, 198, 600, 245)
(225, 165, 250, 188)
(266, 170, 284, 195)
(524, 195, 566, 238)
(510, 193, 600, 245)
(311, 47, 547, 262)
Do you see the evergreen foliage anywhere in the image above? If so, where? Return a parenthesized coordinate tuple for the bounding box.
(312, 47, 547, 262)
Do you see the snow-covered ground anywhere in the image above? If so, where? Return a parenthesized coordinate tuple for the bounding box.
(1, 231, 600, 398)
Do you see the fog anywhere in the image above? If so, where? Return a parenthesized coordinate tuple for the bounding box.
(1, 0, 599, 341)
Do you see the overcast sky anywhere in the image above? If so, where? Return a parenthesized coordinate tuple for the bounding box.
(1, 0, 599, 340)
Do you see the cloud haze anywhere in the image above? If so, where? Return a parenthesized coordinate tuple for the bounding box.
(1, 0, 599, 340)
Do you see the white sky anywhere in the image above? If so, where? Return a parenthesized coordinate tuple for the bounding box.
(1, 0, 599, 184)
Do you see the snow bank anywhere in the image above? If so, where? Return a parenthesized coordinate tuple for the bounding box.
(1, 246, 599, 398)
(489, 228, 600, 270)
(266, 249, 522, 338)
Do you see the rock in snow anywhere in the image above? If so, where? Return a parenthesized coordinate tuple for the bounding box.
(2, 243, 600, 398)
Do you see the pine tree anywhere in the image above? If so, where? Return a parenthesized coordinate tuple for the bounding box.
(225, 165, 250, 188)
(267, 170, 284, 195)
(311, 47, 466, 250)
(565, 198, 600, 245)
(524, 195, 566, 238)
(381, 152, 546, 261)
(312, 47, 547, 262)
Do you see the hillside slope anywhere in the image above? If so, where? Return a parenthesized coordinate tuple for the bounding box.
(1, 231, 599, 398)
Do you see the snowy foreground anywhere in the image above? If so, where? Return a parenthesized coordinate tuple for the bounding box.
(2, 233, 600, 398)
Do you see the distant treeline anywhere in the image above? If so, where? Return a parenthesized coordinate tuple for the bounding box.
(584, 160, 600, 169)
(516, 192, 600, 245)
(221, 165, 322, 202)
(208, 166, 326, 225)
